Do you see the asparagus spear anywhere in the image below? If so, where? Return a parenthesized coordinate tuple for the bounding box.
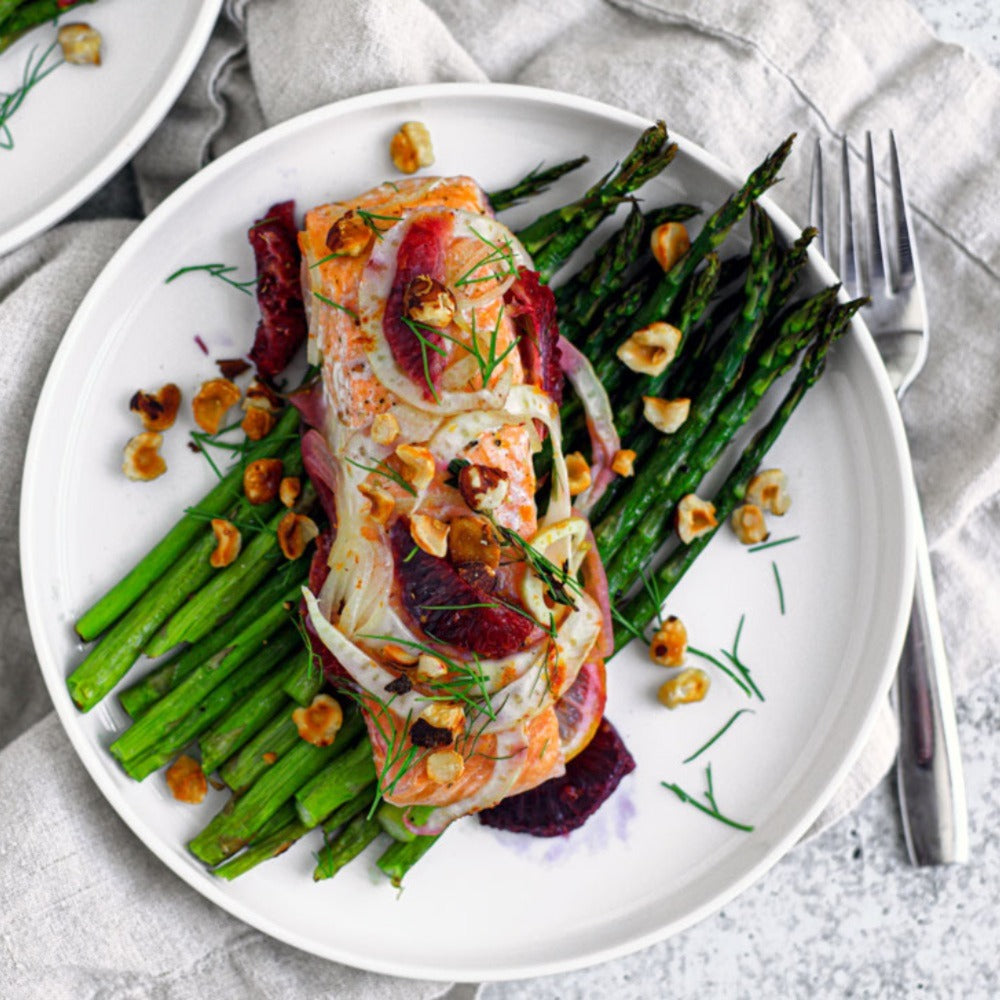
(281, 646, 324, 707)
(613, 302, 861, 648)
(313, 812, 384, 882)
(74, 405, 300, 641)
(218, 702, 301, 793)
(376, 834, 442, 888)
(486, 156, 589, 213)
(1, 0, 96, 52)
(294, 735, 376, 829)
(213, 816, 311, 881)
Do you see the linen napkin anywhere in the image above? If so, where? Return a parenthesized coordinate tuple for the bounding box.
(3, 0, 999, 995)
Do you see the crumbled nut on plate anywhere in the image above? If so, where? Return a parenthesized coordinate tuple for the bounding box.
(649, 615, 687, 667)
(209, 518, 241, 568)
(243, 457, 284, 504)
(746, 468, 791, 515)
(458, 463, 508, 512)
(326, 210, 376, 257)
(449, 515, 500, 569)
(676, 493, 717, 544)
(617, 322, 682, 376)
(241, 406, 276, 442)
(731, 503, 769, 545)
(426, 749, 465, 784)
(277, 512, 319, 559)
(58, 23, 102, 65)
(370, 412, 400, 446)
(643, 396, 690, 434)
(122, 431, 166, 481)
(382, 642, 419, 666)
(390, 121, 434, 174)
(657, 667, 711, 709)
(404, 274, 456, 328)
(292, 694, 344, 747)
(358, 481, 395, 524)
(192, 378, 241, 434)
(394, 443, 435, 491)
(565, 451, 592, 496)
(130, 383, 181, 432)
(410, 512, 450, 558)
(422, 701, 465, 732)
(416, 653, 448, 680)
(611, 448, 636, 477)
(165, 755, 207, 803)
(650, 222, 691, 273)
(279, 476, 301, 508)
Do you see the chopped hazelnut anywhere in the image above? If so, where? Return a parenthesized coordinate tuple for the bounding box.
(165, 755, 207, 804)
(426, 749, 464, 784)
(650, 222, 691, 273)
(565, 452, 592, 496)
(129, 383, 181, 432)
(277, 512, 319, 560)
(241, 407, 276, 441)
(649, 616, 687, 667)
(358, 481, 395, 525)
(731, 503, 769, 545)
(192, 378, 241, 434)
(746, 468, 791, 516)
(448, 515, 500, 570)
(611, 448, 636, 477)
(292, 694, 344, 747)
(370, 412, 400, 446)
(390, 121, 434, 174)
(410, 512, 450, 558)
(395, 443, 435, 492)
(643, 396, 690, 435)
(416, 653, 448, 680)
(326, 210, 376, 256)
(404, 274, 456, 329)
(279, 476, 301, 508)
(241, 379, 281, 440)
(210, 519, 241, 568)
(122, 431, 166, 481)
(657, 667, 710, 708)
(617, 322, 682, 376)
(382, 643, 419, 666)
(676, 494, 717, 544)
(58, 22, 102, 65)
(457, 463, 508, 512)
(422, 702, 465, 732)
(243, 457, 283, 504)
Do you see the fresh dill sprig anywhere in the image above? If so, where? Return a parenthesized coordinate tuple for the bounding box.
(688, 645, 753, 698)
(309, 251, 350, 269)
(611, 604, 645, 641)
(356, 208, 402, 240)
(343, 455, 416, 496)
(492, 520, 579, 610)
(313, 290, 359, 322)
(721, 614, 764, 702)
(661, 763, 755, 832)
(682, 710, 754, 764)
(772, 561, 785, 615)
(183, 505, 274, 537)
(453, 225, 519, 289)
(401, 317, 445, 403)
(748, 534, 800, 553)
(165, 262, 257, 295)
(638, 564, 666, 628)
(0, 41, 62, 152)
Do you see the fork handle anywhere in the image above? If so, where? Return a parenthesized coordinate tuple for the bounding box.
(895, 491, 969, 865)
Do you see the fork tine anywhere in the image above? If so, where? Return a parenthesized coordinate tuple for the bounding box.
(838, 138, 858, 297)
(809, 139, 826, 259)
(864, 132, 888, 295)
(889, 130, 917, 291)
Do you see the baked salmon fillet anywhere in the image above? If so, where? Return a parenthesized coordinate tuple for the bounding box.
(299, 174, 609, 833)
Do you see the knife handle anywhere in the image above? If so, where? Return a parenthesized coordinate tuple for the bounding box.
(895, 497, 969, 865)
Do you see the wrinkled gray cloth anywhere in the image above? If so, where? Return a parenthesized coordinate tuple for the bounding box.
(3, 0, 999, 995)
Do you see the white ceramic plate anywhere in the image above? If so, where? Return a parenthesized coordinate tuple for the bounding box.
(0, 0, 221, 255)
(21, 84, 915, 981)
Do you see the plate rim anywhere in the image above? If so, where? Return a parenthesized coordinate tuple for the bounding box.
(19, 81, 917, 981)
(0, 0, 224, 257)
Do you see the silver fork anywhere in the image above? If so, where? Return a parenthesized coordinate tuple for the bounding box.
(810, 134, 968, 866)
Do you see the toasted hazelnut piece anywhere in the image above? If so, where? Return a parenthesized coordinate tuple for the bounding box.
(209, 518, 242, 568)
(390, 121, 434, 174)
(650, 615, 687, 667)
(650, 222, 691, 273)
(410, 512, 450, 558)
(565, 452, 592, 497)
(58, 22, 102, 65)
(395, 442, 435, 492)
(192, 378, 241, 434)
(325, 210, 376, 256)
(370, 412, 400, 446)
(165, 755, 207, 804)
(643, 396, 690, 435)
(731, 503, 769, 545)
(241, 407, 276, 441)
(676, 494, 717, 544)
(611, 448, 636, 477)
(746, 468, 791, 516)
(457, 463, 508, 512)
(240, 379, 281, 440)
(382, 643, 419, 667)
(448, 515, 501, 570)
(293, 694, 344, 747)
(243, 457, 284, 504)
(422, 702, 466, 732)
(426, 749, 465, 784)
(279, 476, 301, 508)
(404, 274, 456, 329)
(122, 431, 166, 481)
(277, 512, 319, 560)
(617, 322, 682, 376)
(416, 653, 448, 680)
(657, 667, 711, 709)
(130, 383, 181, 432)
(358, 481, 395, 525)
